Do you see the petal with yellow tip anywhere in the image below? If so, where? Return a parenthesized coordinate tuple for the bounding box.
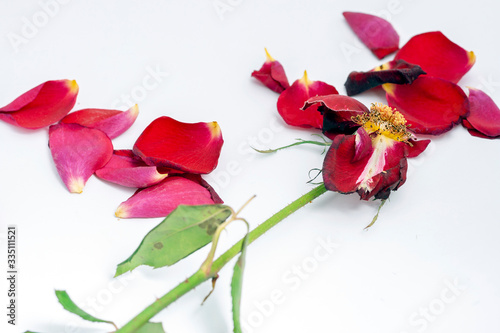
(49, 123, 113, 193)
(133, 116, 223, 174)
(0, 79, 78, 129)
(251, 49, 289, 93)
(277, 71, 338, 129)
(61, 104, 139, 139)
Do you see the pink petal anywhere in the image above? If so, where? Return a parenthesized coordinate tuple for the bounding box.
(394, 31, 475, 83)
(61, 105, 139, 139)
(462, 88, 500, 138)
(49, 123, 113, 193)
(343, 12, 399, 59)
(133, 117, 224, 174)
(251, 49, 290, 93)
(95, 151, 169, 188)
(277, 71, 338, 129)
(384, 77, 469, 135)
(115, 176, 222, 218)
(0, 80, 78, 129)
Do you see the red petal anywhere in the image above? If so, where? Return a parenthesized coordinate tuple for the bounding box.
(343, 12, 399, 59)
(303, 94, 368, 137)
(344, 60, 426, 96)
(115, 176, 221, 218)
(462, 88, 500, 138)
(384, 77, 469, 135)
(133, 117, 223, 174)
(405, 139, 431, 158)
(0, 80, 78, 129)
(251, 49, 290, 93)
(61, 104, 139, 139)
(49, 123, 113, 193)
(277, 72, 338, 129)
(394, 31, 475, 83)
(95, 152, 169, 188)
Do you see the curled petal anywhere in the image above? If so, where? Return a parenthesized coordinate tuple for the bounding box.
(133, 117, 223, 174)
(343, 11, 399, 59)
(95, 151, 169, 188)
(303, 94, 368, 137)
(49, 123, 113, 193)
(115, 176, 222, 218)
(394, 31, 475, 83)
(344, 60, 426, 96)
(323, 128, 408, 200)
(461, 88, 500, 139)
(277, 71, 338, 129)
(0, 80, 78, 129)
(61, 105, 139, 139)
(384, 77, 469, 135)
(251, 49, 290, 93)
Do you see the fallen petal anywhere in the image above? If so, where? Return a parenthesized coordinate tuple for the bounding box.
(61, 104, 139, 139)
(115, 176, 222, 218)
(251, 48, 290, 93)
(95, 151, 169, 188)
(277, 71, 338, 129)
(133, 116, 223, 174)
(394, 31, 475, 84)
(405, 139, 431, 158)
(0, 80, 78, 129)
(343, 11, 399, 59)
(384, 77, 469, 135)
(49, 123, 113, 193)
(303, 94, 368, 137)
(462, 88, 500, 138)
(344, 60, 426, 96)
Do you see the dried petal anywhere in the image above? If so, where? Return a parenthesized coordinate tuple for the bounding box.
(95, 151, 169, 188)
(115, 176, 222, 218)
(61, 105, 139, 139)
(0, 80, 78, 129)
(405, 139, 431, 158)
(384, 77, 469, 135)
(303, 94, 368, 137)
(343, 11, 399, 59)
(49, 123, 113, 193)
(251, 49, 290, 93)
(133, 116, 223, 174)
(277, 71, 338, 129)
(461, 88, 500, 139)
(344, 60, 426, 96)
(394, 31, 475, 83)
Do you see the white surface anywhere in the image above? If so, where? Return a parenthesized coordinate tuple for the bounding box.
(1, 1, 500, 332)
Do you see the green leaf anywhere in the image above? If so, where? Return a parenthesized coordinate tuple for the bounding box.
(231, 232, 249, 333)
(136, 322, 166, 333)
(55, 290, 117, 328)
(115, 204, 232, 277)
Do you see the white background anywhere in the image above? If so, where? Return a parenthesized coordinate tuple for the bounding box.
(1, 0, 500, 332)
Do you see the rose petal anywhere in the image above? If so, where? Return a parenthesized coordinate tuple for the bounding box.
(95, 151, 169, 188)
(405, 139, 431, 158)
(0, 80, 78, 129)
(343, 11, 399, 59)
(251, 48, 290, 93)
(394, 31, 475, 83)
(384, 76, 469, 135)
(61, 104, 139, 139)
(344, 60, 426, 96)
(323, 128, 408, 200)
(277, 72, 338, 129)
(303, 94, 368, 137)
(133, 116, 223, 174)
(115, 176, 221, 218)
(49, 123, 113, 193)
(461, 88, 500, 138)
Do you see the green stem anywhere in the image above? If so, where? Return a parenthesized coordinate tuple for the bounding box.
(116, 183, 328, 333)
